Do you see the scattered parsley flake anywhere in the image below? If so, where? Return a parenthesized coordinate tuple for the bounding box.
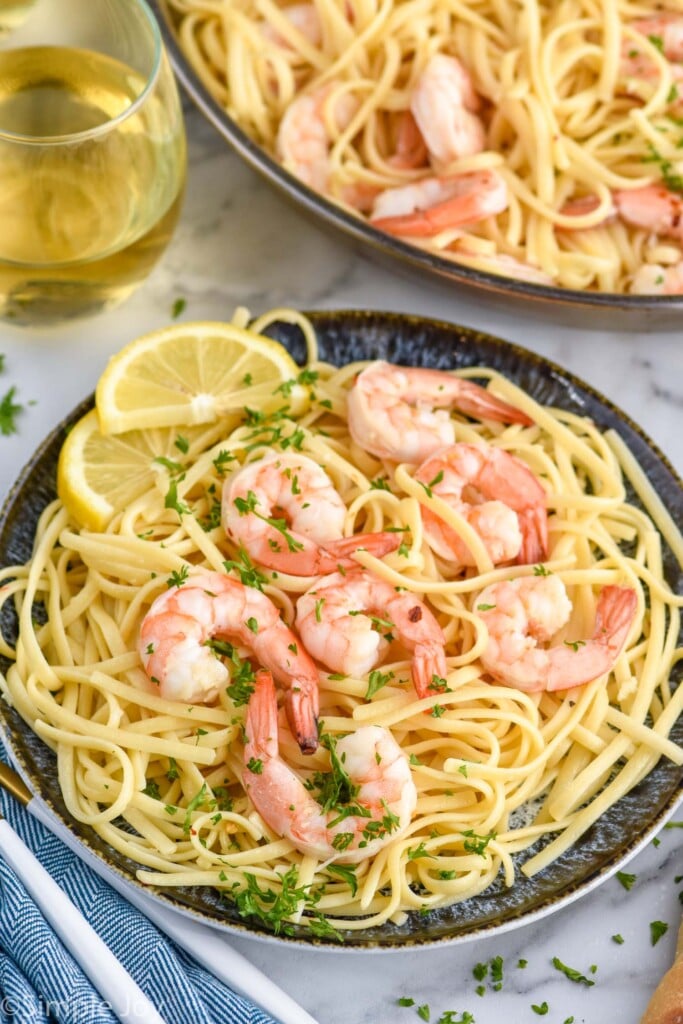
(458, 764, 468, 777)
(517, 959, 528, 969)
(417, 1004, 431, 1022)
(247, 757, 264, 774)
(326, 864, 358, 897)
(531, 1002, 549, 1016)
(533, 564, 550, 576)
(476, 603, 496, 611)
(0, 386, 23, 436)
(616, 870, 637, 891)
(174, 434, 190, 454)
(166, 758, 179, 781)
(397, 997, 415, 1007)
(366, 669, 394, 700)
(171, 297, 186, 318)
(462, 829, 496, 856)
(407, 841, 434, 861)
(650, 920, 669, 946)
(551, 957, 595, 986)
(612, 933, 624, 945)
(142, 780, 160, 799)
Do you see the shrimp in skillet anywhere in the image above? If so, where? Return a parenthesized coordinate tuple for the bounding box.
(138, 567, 320, 753)
(475, 575, 637, 693)
(296, 569, 447, 698)
(223, 451, 400, 575)
(414, 443, 548, 567)
(370, 170, 508, 238)
(243, 669, 417, 862)
(347, 361, 532, 463)
(410, 53, 486, 164)
(630, 260, 683, 294)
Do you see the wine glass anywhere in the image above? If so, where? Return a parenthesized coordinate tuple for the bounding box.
(0, 0, 186, 325)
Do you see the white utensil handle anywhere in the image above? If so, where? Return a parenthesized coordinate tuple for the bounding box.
(28, 798, 320, 1024)
(0, 819, 166, 1024)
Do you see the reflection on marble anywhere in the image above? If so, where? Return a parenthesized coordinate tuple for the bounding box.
(0, 103, 680, 1024)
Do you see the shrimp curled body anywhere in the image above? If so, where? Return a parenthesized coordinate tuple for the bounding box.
(138, 568, 320, 753)
(415, 443, 548, 566)
(410, 53, 486, 164)
(347, 361, 532, 463)
(243, 670, 417, 863)
(223, 452, 400, 575)
(296, 569, 447, 698)
(475, 576, 637, 692)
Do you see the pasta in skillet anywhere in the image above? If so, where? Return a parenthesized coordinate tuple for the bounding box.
(167, 0, 683, 294)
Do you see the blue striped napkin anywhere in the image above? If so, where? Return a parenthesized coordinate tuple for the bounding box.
(0, 743, 277, 1024)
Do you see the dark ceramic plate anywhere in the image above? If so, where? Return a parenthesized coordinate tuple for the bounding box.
(0, 311, 681, 949)
(152, 1, 683, 331)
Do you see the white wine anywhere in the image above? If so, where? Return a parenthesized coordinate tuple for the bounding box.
(0, 45, 186, 323)
(0, 0, 36, 36)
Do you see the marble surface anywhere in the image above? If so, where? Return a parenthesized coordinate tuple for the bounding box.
(0, 103, 681, 1024)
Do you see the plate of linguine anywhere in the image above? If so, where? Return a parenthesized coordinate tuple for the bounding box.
(0, 308, 680, 948)
(152, 1, 683, 325)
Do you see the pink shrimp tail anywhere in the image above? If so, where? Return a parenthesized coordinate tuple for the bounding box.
(517, 506, 549, 565)
(412, 642, 448, 699)
(546, 585, 637, 692)
(283, 672, 319, 754)
(244, 670, 279, 764)
(594, 586, 638, 657)
(315, 531, 401, 572)
(453, 379, 533, 426)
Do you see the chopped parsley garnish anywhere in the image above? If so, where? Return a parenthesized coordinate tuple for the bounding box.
(230, 866, 321, 936)
(438, 870, 456, 880)
(166, 758, 179, 781)
(370, 477, 392, 491)
(551, 957, 595, 986)
(223, 549, 268, 591)
(182, 783, 209, 834)
(247, 757, 264, 774)
(407, 842, 434, 860)
(462, 829, 496, 856)
(612, 933, 624, 945)
(650, 920, 669, 946)
(167, 565, 190, 588)
(315, 598, 325, 622)
(245, 616, 259, 634)
(533, 564, 550, 576)
(616, 870, 637, 891)
(398, 541, 411, 557)
(171, 297, 186, 318)
(213, 449, 236, 476)
(397, 997, 415, 1007)
(431, 704, 446, 718)
(458, 764, 468, 777)
(417, 1005, 431, 1022)
(326, 864, 358, 897)
(531, 1002, 549, 1016)
(366, 669, 394, 700)
(472, 962, 488, 981)
(517, 959, 528, 968)
(164, 478, 190, 517)
(142, 780, 161, 799)
(153, 455, 184, 476)
(490, 956, 503, 991)
(476, 603, 496, 611)
(563, 640, 587, 652)
(174, 434, 190, 454)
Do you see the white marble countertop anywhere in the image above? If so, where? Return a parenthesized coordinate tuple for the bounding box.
(0, 104, 681, 1024)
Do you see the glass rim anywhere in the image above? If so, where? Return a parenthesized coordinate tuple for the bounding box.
(0, 0, 163, 145)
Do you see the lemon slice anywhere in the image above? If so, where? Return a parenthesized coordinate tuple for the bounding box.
(95, 321, 304, 435)
(57, 409, 204, 531)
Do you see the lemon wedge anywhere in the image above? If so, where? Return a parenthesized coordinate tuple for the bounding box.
(95, 321, 304, 435)
(57, 409, 207, 531)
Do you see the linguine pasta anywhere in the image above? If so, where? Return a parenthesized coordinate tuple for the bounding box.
(0, 308, 681, 939)
(166, 0, 683, 293)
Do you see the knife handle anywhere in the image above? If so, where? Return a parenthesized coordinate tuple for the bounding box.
(0, 818, 166, 1024)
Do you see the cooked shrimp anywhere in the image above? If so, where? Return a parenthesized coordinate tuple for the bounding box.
(632, 13, 683, 63)
(138, 567, 320, 753)
(410, 53, 486, 164)
(347, 361, 533, 463)
(387, 111, 428, 170)
(370, 170, 508, 238)
(613, 185, 683, 242)
(475, 575, 637, 693)
(629, 260, 683, 294)
(414, 443, 548, 567)
(243, 669, 417, 863)
(277, 84, 357, 196)
(295, 569, 447, 698)
(261, 3, 322, 48)
(223, 452, 400, 575)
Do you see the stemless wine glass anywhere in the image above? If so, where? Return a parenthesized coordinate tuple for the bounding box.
(0, 0, 186, 325)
